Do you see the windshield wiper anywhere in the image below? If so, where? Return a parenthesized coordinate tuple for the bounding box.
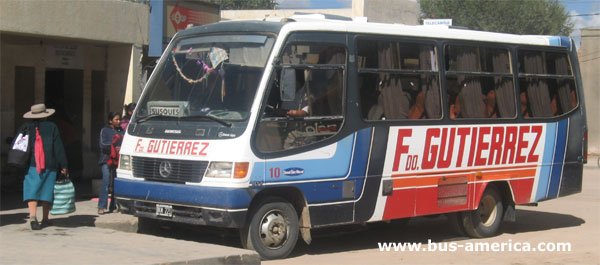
(135, 114, 233, 127)
(135, 114, 169, 124)
(179, 114, 232, 127)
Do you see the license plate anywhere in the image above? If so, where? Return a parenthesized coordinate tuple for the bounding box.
(156, 204, 173, 218)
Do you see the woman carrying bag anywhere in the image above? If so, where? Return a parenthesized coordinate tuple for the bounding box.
(19, 104, 69, 230)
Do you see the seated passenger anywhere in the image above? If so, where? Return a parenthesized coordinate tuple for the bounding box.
(286, 78, 310, 117)
(550, 93, 559, 116)
(449, 95, 461, 119)
(408, 90, 426, 119)
(485, 90, 497, 118)
(520, 91, 530, 118)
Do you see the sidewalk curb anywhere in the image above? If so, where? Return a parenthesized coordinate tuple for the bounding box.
(95, 212, 139, 233)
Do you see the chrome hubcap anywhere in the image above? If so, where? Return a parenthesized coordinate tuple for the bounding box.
(259, 210, 289, 249)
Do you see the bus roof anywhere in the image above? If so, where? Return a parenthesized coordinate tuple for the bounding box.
(177, 20, 284, 37)
(180, 17, 572, 49)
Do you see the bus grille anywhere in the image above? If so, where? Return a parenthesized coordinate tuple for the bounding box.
(131, 156, 208, 183)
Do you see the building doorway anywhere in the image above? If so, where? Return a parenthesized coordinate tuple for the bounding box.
(45, 69, 83, 179)
(14, 66, 35, 133)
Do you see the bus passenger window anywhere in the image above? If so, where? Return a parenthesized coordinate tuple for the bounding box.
(357, 39, 441, 120)
(518, 50, 578, 118)
(445, 45, 515, 119)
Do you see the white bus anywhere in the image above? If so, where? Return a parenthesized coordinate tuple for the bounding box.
(115, 16, 588, 259)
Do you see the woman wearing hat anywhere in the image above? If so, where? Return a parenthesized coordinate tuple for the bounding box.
(19, 103, 69, 230)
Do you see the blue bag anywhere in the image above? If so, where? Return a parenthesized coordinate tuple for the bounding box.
(51, 179, 76, 215)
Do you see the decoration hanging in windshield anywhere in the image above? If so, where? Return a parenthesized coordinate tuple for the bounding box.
(171, 46, 228, 84)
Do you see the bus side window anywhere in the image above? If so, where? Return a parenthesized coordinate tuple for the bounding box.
(445, 45, 515, 119)
(519, 50, 578, 118)
(256, 43, 346, 153)
(358, 39, 441, 120)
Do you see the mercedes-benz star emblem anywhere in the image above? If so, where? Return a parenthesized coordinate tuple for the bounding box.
(159, 161, 172, 178)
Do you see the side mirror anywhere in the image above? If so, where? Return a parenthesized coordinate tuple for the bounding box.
(280, 68, 296, 102)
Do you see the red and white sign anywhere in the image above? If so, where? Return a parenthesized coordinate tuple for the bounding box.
(166, 3, 219, 36)
(135, 139, 209, 157)
(384, 124, 545, 176)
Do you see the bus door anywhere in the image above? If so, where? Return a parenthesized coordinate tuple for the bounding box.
(254, 33, 358, 225)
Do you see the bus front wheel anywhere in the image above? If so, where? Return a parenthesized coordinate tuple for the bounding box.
(460, 186, 504, 238)
(243, 197, 299, 260)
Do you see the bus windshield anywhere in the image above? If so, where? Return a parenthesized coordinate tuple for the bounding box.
(137, 34, 275, 122)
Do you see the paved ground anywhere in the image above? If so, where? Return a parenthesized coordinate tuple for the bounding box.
(0, 181, 259, 265)
(1, 161, 598, 265)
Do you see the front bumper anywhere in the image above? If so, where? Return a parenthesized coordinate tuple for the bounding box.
(116, 199, 247, 228)
(114, 178, 252, 228)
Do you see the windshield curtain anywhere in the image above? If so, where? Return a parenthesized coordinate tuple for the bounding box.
(137, 34, 275, 121)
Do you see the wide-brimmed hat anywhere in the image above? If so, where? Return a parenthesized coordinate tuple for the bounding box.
(23, 103, 55, 119)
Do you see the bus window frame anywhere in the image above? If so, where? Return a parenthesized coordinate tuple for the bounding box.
(442, 41, 518, 120)
(515, 46, 580, 120)
(251, 32, 350, 158)
(354, 35, 444, 123)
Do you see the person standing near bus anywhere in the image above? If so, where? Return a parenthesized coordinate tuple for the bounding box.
(20, 103, 69, 230)
(97, 112, 123, 214)
(120, 102, 136, 131)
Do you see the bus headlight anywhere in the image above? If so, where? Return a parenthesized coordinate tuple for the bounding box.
(205, 162, 233, 178)
(205, 162, 249, 179)
(120, 155, 131, 170)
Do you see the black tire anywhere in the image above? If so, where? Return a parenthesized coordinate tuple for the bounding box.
(460, 186, 504, 238)
(447, 212, 467, 237)
(242, 197, 299, 260)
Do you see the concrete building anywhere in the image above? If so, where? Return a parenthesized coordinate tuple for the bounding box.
(579, 28, 600, 156)
(0, 0, 149, 181)
(0, 0, 420, 185)
(221, 0, 420, 25)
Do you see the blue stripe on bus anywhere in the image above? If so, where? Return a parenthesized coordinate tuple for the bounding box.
(535, 122, 557, 201)
(296, 128, 371, 203)
(260, 129, 371, 204)
(114, 178, 252, 209)
(265, 133, 355, 181)
(250, 161, 265, 183)
(547, 36, 572, 49)
(547, 119, 568, 198)
(348, 127, 373, 198)
(548, 37, 561, 47)
(249, 133, 357, 185)
(261, 133, 354, 204)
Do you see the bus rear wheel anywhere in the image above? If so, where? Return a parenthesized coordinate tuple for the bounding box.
(460, 186, 504, 238)
(243, 197, 299, 260)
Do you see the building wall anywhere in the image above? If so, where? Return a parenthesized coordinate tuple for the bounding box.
(0, 36, 134, 178)
(221, 0, 419, 24)
(579, 28, 600, 155)
(221, 9, 353, 21)
(0, 0, 148, 45)
(0, 0, 148, 180)
(354, 0, 420, 24)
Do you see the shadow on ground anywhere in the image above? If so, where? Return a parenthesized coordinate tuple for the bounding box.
(133, 208, 584, 258)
